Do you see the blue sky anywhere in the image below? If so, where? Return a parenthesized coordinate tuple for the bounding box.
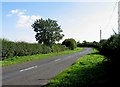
(0, 3, 2, 38)
(1, 2, 118, 43)
(1, 0, 118, 2)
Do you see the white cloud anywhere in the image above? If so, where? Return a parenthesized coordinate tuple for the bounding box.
(16, 15, 41, 28)
(16, 15, 30, 28)
(7, 9, 41, 29)
(7, 9, 26, 16)
(11, 9, 19, 14)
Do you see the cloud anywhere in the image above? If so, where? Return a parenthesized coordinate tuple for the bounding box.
(16, 15, 41, 28)
(11, 9, 19, 14)
(7, 9, 26, 16)
(7, 9, 18, 16)
(7, 9, 41, 29)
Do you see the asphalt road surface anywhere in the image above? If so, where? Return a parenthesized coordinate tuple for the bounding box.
(2, 48, 93, 86)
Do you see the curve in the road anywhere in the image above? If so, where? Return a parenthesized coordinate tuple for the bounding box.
(2, 48, 93, 86)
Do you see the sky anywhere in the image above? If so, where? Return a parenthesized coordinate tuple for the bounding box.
(1, 1, 119, 43)
(1, 0, 119, 2)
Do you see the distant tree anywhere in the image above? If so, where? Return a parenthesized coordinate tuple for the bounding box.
(93, 41, 97, 44)
(32, 18, 64, 46)
(77, 41, 80, 44)
(83, 40, 87, 44)
(62, 38, 77, 50)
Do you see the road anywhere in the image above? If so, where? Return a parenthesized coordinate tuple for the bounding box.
(2, 48, 92, 86)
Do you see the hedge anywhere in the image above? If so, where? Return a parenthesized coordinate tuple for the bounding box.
(52, 44, 68, 53)
(1, 39, 67, 60)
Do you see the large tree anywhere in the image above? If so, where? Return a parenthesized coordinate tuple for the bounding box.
(32, 18, 64, 46)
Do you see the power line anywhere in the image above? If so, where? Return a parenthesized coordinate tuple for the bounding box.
(105, 0, 118, 30)
(118, 1, 120, 34)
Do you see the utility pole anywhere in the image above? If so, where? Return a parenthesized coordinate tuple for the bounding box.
(118, 1, 120, 34)
(100, 29, 102, 41)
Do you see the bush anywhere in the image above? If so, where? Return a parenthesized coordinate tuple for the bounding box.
(41, 45, 52, 54)
(52, 44, 67, 53)
(1, 39, 52, 60)
(2, 39, 14, 58)
(62, 38, 77, 50)
(98, 34, 120, 61)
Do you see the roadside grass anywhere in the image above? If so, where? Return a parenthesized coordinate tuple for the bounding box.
(46, 49, 110, 87)
(1, 47, 83, 66)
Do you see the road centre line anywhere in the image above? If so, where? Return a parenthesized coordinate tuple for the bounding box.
(19, 66, 38, 72)
(54, 59, 61, 62)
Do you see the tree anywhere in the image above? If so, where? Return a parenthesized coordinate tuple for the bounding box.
(32, 18, 64, 46)
(62, 38, 77, 50)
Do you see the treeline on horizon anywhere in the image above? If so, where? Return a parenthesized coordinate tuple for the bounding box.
(77, 34, 120, 62)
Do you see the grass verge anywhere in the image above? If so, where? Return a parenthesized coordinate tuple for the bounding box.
(1, 47, 83, 66)
(46, 49, 109, 87)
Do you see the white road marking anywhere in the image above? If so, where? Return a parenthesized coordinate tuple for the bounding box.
(54, 59, 61, 62)
(20, 66, 38, 72)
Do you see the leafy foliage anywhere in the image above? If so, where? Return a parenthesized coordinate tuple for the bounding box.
(98, 34, 120, 61)
(1, 39, 67, 60)
(62, 38, 77, 50)
(52, 44, 68, 53)
(32, 18, 64, 46)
